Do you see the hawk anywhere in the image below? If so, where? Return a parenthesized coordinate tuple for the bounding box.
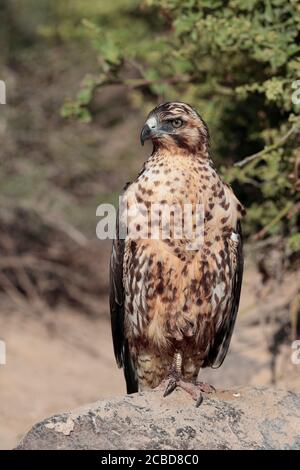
(110, 102, 245, 405)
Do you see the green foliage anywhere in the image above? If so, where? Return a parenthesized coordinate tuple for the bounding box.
(288, 233, 300, 252)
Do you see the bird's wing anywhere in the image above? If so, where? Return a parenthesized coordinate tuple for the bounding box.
(109, 187, 138, 394)
(209, 220, 244, 368)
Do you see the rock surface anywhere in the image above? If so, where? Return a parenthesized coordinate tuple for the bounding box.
(16, 387, 300, 450)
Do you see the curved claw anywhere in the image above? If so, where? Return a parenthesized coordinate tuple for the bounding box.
(196, 393, 203, 408)
(163, 378, 177, 397)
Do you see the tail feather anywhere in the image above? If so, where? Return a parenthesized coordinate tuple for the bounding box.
(124, 341, 138, 394)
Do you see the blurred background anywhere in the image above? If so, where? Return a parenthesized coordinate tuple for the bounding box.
(0, 0, 300, 449)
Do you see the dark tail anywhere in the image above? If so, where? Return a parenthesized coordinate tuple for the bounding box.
(123, 341, 138, 394)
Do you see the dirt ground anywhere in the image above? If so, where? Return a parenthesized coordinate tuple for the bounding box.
(0, 257, 299, 449)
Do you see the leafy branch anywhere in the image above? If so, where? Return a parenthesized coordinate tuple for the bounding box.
(235, 119, 300, 168)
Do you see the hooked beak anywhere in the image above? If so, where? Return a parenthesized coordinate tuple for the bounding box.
(140, 124, 152, 146)
(140, 116, 158, 146)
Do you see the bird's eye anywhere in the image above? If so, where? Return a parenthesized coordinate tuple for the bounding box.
(172, 118, 183, 128)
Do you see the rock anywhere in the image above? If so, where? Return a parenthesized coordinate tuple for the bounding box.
(16, 387, 300, 450)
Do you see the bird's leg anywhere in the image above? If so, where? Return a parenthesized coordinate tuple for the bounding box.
(162, 351, 182, 396)
(160, 352, 215, 407)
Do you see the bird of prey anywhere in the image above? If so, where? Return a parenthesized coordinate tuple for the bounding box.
(110, 101, 245, 405)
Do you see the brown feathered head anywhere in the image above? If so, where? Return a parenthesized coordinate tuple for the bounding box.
(140, 101, 209, 155)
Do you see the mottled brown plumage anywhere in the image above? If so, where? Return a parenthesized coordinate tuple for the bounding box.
(110, 102, 245, 401)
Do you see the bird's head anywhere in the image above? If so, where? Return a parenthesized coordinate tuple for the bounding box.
(140, 101, 209, 155)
